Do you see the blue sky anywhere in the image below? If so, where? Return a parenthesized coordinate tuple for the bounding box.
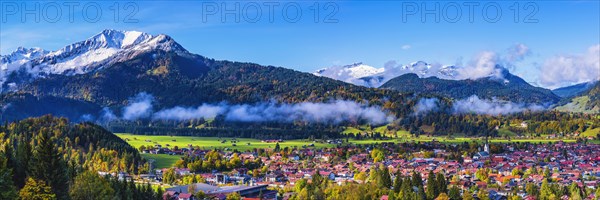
(1, 1, 598, 88)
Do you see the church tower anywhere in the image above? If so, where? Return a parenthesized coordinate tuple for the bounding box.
(484, 142, 489, 153)
(484, 133, 490, 153)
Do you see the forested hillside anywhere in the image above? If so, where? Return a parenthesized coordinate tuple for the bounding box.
(3, 49, 415, 122)
(0, 115, 161, 200)
(379, 72, 560, 104)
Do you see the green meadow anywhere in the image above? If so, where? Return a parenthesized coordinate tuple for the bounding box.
(342, 125, 411, 137)
(142, 154, 184, 169)
(115, 133, 335, 152)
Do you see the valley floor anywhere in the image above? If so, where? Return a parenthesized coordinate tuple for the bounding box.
(115, 133, 578, 168)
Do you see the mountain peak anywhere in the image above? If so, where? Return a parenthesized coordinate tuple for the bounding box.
(1, 47, 48, 64)
(313, 62, 384, 84)
(1, 30, 190, 92)
(86, 29, 152, 49)
(9, 46, 47, 55)
(131, 34, 187, 53)
(99, 29, 122, 34)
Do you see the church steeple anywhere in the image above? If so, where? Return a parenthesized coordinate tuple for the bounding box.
(484, 142, 489, 153)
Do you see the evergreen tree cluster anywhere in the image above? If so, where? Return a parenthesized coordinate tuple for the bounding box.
(0, 115, 157, 200)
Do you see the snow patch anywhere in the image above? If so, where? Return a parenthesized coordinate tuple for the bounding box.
(122, 31, 145, 47)
(48, 48, 120, 74)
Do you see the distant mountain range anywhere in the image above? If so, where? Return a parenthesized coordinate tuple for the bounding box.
(379, 70, 560, 104)
(315, 61, 563, 104)
(313, 61, 458, 88)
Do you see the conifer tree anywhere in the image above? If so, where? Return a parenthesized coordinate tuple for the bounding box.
(426, 171, 438, 200)
(393, 173, 403, 193)
(539, 179, 553, 200)
(436, 172, 447, 194)
(0, 159, 18, 200)
(380, 165, 392, 188)
(417, 184, 427, 200)
(14, 137, 31, 188)
(29, 130, 69, 199)
(411, 171, 423, 188)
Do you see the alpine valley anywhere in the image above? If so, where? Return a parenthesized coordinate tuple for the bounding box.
(0, 30, 598, 139)
(1, 30, 599, 200)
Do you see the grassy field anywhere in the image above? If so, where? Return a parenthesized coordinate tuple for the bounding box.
(142, 154, 183, 169)
(117, 133, 578, 151)
(582, 128, 600, 137)
(342, 125, 411, 137)
(116, 133, 335, 151)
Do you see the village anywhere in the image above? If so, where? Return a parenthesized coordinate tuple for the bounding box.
(112, 140, 600, 200)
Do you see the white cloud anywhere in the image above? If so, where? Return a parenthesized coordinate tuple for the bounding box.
(223, 100, 394, 124)
(452, 95, 546, 115)
(539, 44, 600, 88)
(106, 93, 394, 125)
(456, 51, 504, 80)
(122, 92, 154, 120)
(505, 43, 531, 62)
(401, 45, 411, 50)
(100, 107, 118, 121)
(153, 104, 225, 120)
(411, 95, 547, 116)
(413, 98, 439, 115)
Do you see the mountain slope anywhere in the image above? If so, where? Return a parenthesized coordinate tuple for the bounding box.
(379, 70, 561, 104)
(552, 81, 598, 98)
(555, 82, 600, 113)
(0, 30, 415, 122)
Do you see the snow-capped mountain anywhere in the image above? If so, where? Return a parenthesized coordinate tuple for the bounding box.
(0, 29, 188, 92)
(313, 62, 384, 83)
(1, 47, 49, 73)
(1, 47, 48, 63)
(1, 47, 50, 90)
(39, 29, 153, 74)
(314, 61, 459, 87)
